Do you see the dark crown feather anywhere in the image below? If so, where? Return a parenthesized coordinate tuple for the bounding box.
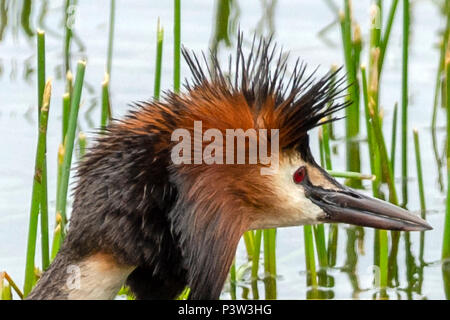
(181, 32, 351, 149)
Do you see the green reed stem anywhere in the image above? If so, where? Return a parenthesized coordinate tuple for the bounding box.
(210, 0, 233, 55)
(371, 100, 398, 204)
(379, 229, 388, 289)
(66, 70, 73, 101)
(443, 50, 450, 260)
(53, 145, 64, 258)
(1, 283, 12, 300)
(251, 229, 262, 299)
(379, 0, 399, 73)
(177, 287, 190, 300)
(362, 62, 393, 288)
(1, 272, 23, 300)
(413, 129, 426, 215)
(401, 0, 410, 207)
(57, 61, 86, 233)
(40, 163, 49, 271)
(443, 261, 450, 299)
(361, 66, 379, 195)
(319, 131, 325, 169)
(313, 225, 328, 268)
(243, 231, 254, 259)
(263, 229, 276, 299)
(313, 130, 329, 269)
(339, 2, 362, 188)
(24, 80, 51, 297)
(78, 132, 86, 158)
(322, 89, 338, 268)
(106, 0, 115, 76)
(101, 73, 111, 128)
(154, 19, 164, 100)
(303, 225, 318, 288)
(20, 0, 33, 37)
(390, 103, 398, 177)
(328, 170, 374, 180)
(431, 40, 446, 192)
(51, 218, 62, 261)
(322, 122, 332, 171)
(327, 223, 338, 268)
(37, 30, 45, 112)
(230, 260, 236, 300)
(63, 0, 73, 73)
(174, 0, 181, 93)
(36, 30, 50, 271)
(62, 93, 70, 140)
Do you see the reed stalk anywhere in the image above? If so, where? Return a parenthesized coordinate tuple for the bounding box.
(339, 1, 362, 188)
(431, 40, 446, 192)
(1, 282, 11, 300)
(62, 93, 70, 141)
(36, 30, 50, 271)
(328, 171, 374, 180)
(174, 0, 181, 93)
(322, 78, 338, 267)
(63, 0, 73, 73)
(242, 231, 254, 259)
(379, 229, 388, 290)
(230, 260, 236, 300)
(101, 73, 111, 128)
(313, 130, 329, 268)
(37, 30, 45, 112)
(303, 225, 318, 288)
(66, 70, 73, 100)
(154, 19, 164, 100)
(56, 61, 86, 234)
(362, 66, 380, 195)
(319, 131, 325, 169)
(24, 80, 52, 297)
(40, 159, 50, 271)
(379, 0, 399, 73)
(313, 225, 328, 268)
(251, 230, 262, 299)
(263, 229, 276, 299)
(322, 121, 332, 171)
(413, 129, 426, 215)
(78, 132, 86, 157)
(106, 0, 115, 77)
(431, 6, 449, 190)
(390, 103, 398, 177)
(210, 0, 233, 55)
(401, 0, 410, 207)
(370, 101, 398, 204)
(443, 49, 450, 260)
(363, 54, 399, 291)
(51, 215, 62, 260)
(1, 272, 23, 300)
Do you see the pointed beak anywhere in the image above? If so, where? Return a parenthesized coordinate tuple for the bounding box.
(305, 185, 432, 232)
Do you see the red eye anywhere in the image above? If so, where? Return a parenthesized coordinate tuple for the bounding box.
(293, 167, 306, 184)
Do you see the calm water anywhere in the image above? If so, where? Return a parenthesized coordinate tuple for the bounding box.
(0, 0, 448, 299)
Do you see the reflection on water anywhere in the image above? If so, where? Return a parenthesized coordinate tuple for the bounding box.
(0, 0, 449, 299)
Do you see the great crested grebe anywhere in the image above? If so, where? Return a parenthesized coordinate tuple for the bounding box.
(27, 35, 431, 300)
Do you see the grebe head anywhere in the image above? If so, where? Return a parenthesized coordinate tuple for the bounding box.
(153, 34, 431, 234)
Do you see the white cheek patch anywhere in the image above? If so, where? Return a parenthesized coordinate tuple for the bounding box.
(249, 156, 326, 230)
(273, 159, 325, 225)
